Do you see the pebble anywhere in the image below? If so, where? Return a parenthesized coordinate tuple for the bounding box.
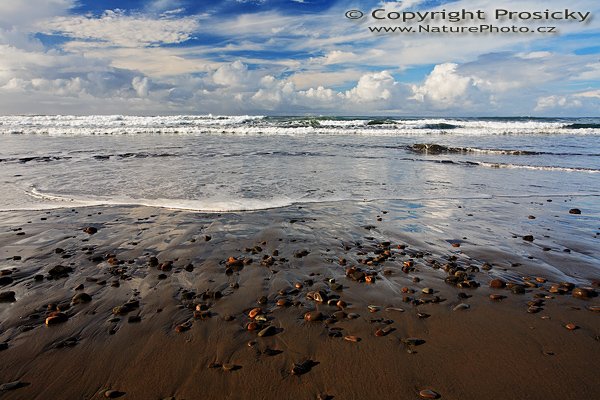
(419, 389, 440, 399)
(258, 325, 277, 337)
(45, 312, 68, 326)
(83, 227, 98, 235)
(489, 279, 506, 289)
(568, 208, 581, 215)
(344, 335, 360, 342)
(367, 305, 380, 313)
(421, 288, 434, 294)
(573, 287, 596, 299)
(565, 323, 578, 331)
(104, 390, 123, 398)
(401, 338, 425, 346)
(248, 308, 262, 319)
(175, 323, 191, 333)
(0, 291, 16, 302)
(385, 307, 405, 312)
(0, 381, 24, 391)
(375, 326, 393, 337)
(587, 305, 600, 312)
(453, 303, 470, 311)
(304, 311, 323, 322)
(511, 285, 526, 295)
(522, 235, 534, 242)
(222, 363, 237, 372)
(276, 298, 289, 307)
(71, 293, 92, 304)
(489, 294, 505, 301)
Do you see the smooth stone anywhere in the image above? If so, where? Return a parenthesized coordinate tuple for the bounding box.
(222, 363, 237, 372)
(568, 208, 581, 214)
(489, 294, 505, 301)
(511, 285, 526, 294)
(304, 311, 323, 322)
(0, 276, 13, 286)
(71, 293, 92, 304)
(83, 227, 98, 235)
(453, 303, 470, 311)
(344, 335, 360, 342)
(104, 390, 123, 398)
(419, 389, 440, 399)
(0, 291, 16, 302)
(0, 381, 24, 391)
(522, 235, 534, 242)
(248, 307, 262, 319)
(258, 325, 277, 337)
(402, 338, 425, 346)
(586, 305, 600, 312)
(489, 279, 506, 289)
(565, 323, 578, 330)
(573, 287, 596, 299)
(421, 288, 434, 294)
(45, 312, 68, 325)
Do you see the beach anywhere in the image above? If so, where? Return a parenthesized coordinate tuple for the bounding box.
(1, 194, 598, 399)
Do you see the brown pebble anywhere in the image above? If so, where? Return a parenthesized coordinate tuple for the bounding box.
(489, 279, 506, 289)
(83, 227, 97, 235)
(304, 311, 323, 322)
(344, 335, 360, 342)
(276, 298, 289, 307)
(419, 389, 440, 399)
(489, 294, 505, 301)
(565, 323, 578, 331)
(175, 323, 190, 333)
(104, 390, 123, 398)
(573, 287, 596, 299)
(248, 307, 262, 319)
(45, 312, 68, 326)
(246, 322, 259, 331)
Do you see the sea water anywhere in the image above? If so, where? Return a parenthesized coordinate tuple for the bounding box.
(0, 115, 599, 212)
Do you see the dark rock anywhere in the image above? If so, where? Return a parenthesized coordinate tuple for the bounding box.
(419, 389, 440, 399)
(0, 381, 27, 391)
(489, 279, 506, 289)
(71, 293, 92, 304)
(83, 227, 98, 235)
(573, 287, 597, 299)
(569, 208, 581, 215)
(48, 265, 73, 278)
(257, 325, 278, 337)
(45, 312, 68, 325)
(0, 276, 13, 286)
(304, 311, 323, 322)
(104, 390, 125, 398)
(522, 235, 534, 242)
(0, 291, 16, 302)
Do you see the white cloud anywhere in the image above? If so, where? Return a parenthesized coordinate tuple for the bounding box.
(412, 63, 478, 108)
(40, 9, 199, 47)
(345, 71, 396, 102)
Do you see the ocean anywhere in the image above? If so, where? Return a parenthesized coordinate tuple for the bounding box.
(1, 115, 599, 212)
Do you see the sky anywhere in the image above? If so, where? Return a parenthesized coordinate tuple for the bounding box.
(1, 0, 600, 116)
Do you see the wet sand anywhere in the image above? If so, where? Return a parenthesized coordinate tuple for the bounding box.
(0, 197, 599, 400)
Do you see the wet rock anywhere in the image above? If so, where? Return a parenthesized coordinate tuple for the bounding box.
(0, 381, 26, 391)
(104, 389, 125, 398)
(586, 305, 600, 312)
(489, 279, 506, 289)
(421, 288, 434, 294)
(0, 276, 13, 286)
(375, 326, 393, 337)
(83, 227, 97, 235)
(343, 335, 360, 342)
(222, 363, 238, 372)
(304, 311, 323, 322)
(401, 338, 425, 346)
(565, 323, 578, 331)
(71, 293, 92, 304)
(258, 325, 278, 337)
(573, 287, 597, 299)
(511, 285, 526, 295)
(568, 208, 581, 215)
(522, 235, 534, 242)
(453, 303, 470, 311)
(419, 389, 440, 399)
(248, 308, 262, 319)
(294, 250, 310, 258)
(291, 360, 317, 376)
(276, 298, 290, 307)
(128, 315, 142, 323)
(45, 312, 68, 326)
(48, 265, 73, 278)
(174, 322, 191, 333)
(0, 342, 8, 351)
(312, 291, 327, 303)
(489, 294, 505, 301)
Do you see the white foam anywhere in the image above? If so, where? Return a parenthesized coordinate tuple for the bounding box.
(1, 115, 598, 136)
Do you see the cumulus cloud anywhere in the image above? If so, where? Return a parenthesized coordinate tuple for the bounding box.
(345, 71, 396, 102)
(411, 63, 479, 108)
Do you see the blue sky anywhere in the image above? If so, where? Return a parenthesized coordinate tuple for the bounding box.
(1, 0, 599, 115)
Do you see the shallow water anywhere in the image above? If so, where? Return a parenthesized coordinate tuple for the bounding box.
(0, 115, 599, 211)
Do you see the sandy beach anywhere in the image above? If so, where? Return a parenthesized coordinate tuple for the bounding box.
(1, 196, 598, 399)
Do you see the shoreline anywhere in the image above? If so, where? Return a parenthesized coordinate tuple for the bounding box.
(1, 198, 598, 399)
